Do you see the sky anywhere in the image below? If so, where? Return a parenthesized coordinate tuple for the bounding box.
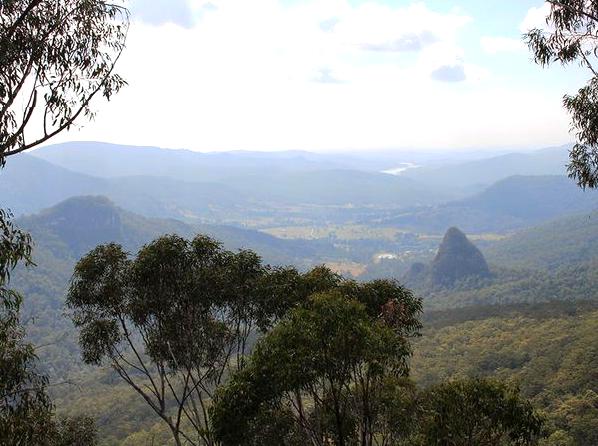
(55, 0, 589, 153)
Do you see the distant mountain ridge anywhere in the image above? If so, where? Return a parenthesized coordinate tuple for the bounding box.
(382, 175, 598, 233)
(2, 150, 448, 223)
(31, 141, 391, 181)
(16, 196, 335, 267)
(0, 154, 247, 220)
(401, 144, 571, 194)
(32, 142, 572, 189)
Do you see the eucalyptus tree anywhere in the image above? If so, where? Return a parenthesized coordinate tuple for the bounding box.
(0, 209, 32, 309)
(415, 378, 544, 446)
(0, 2, 126, 442)
(67, 234, 302, 446)
(525, 1, 598, 188)
(211, 281, 423, 446)
(0, 212, 51, 443)
(0, 0, 128, 163)
(0, 210, 97, 445)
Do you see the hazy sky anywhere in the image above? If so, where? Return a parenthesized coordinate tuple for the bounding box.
(56, 0, 586, 152)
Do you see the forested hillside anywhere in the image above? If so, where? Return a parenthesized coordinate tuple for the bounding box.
(485, 210, 598, 270)
(6, 193, 596, 445)
(414, 302, 598, 446)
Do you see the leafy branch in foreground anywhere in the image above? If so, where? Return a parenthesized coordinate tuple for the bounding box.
(0, 208, 32, 310)
(0, 208, 97, 445)
(525, 0, 598, 188)
(0, 0, 129, 164)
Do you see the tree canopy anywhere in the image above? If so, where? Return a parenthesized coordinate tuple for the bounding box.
(211, 285, 545, 446)
(0, 208, 32, 309)
(67, 234, 312, 446)
(211, 288, 422, 446)
(416, 378, 544, 446)
(0, 1, 128, 443)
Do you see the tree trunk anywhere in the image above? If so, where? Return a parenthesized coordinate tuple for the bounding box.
(331, 387, 345, 446)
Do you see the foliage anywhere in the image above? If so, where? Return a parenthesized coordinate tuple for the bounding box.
(211, 284, 423, 446)
(0, 208, 97, 445)
(50, 416, 98, 446)
(0, 0, 128, 163)
(525, 1, 598, 188)
(0, 309, 55, 445)
(413, 304, 598, 445)
(415, 378, 544, 446)
(66, 234, 311, 446)
(212, 287, 548, 446)
(0, 207, 50, 444)
(0, 208, 32, 309)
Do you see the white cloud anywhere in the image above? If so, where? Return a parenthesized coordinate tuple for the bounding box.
(55, 0, 570, 152)
(520, 3, 551, 33)
(480, 36, 524, 54)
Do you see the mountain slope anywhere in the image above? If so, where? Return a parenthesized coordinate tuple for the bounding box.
(412, 302, 598, 446)
(0, 154, 105, 215)
(16, 196, 334, 266)
(459, 175, 598, 220)
(484, 209, 598, 271)
(402, 145, 571, 193)
(18, 196, 194, 260)
(382, 175, 598, 233)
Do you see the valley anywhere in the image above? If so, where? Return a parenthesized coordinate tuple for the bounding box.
(2, 141, 598, 444)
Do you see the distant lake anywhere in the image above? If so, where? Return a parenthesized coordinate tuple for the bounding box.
(381, 162, 420, 175)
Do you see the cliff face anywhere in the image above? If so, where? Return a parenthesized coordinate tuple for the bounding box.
(430, 227, 490, 287)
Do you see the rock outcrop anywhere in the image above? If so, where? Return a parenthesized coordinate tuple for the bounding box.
(430, 227, 490, 287)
